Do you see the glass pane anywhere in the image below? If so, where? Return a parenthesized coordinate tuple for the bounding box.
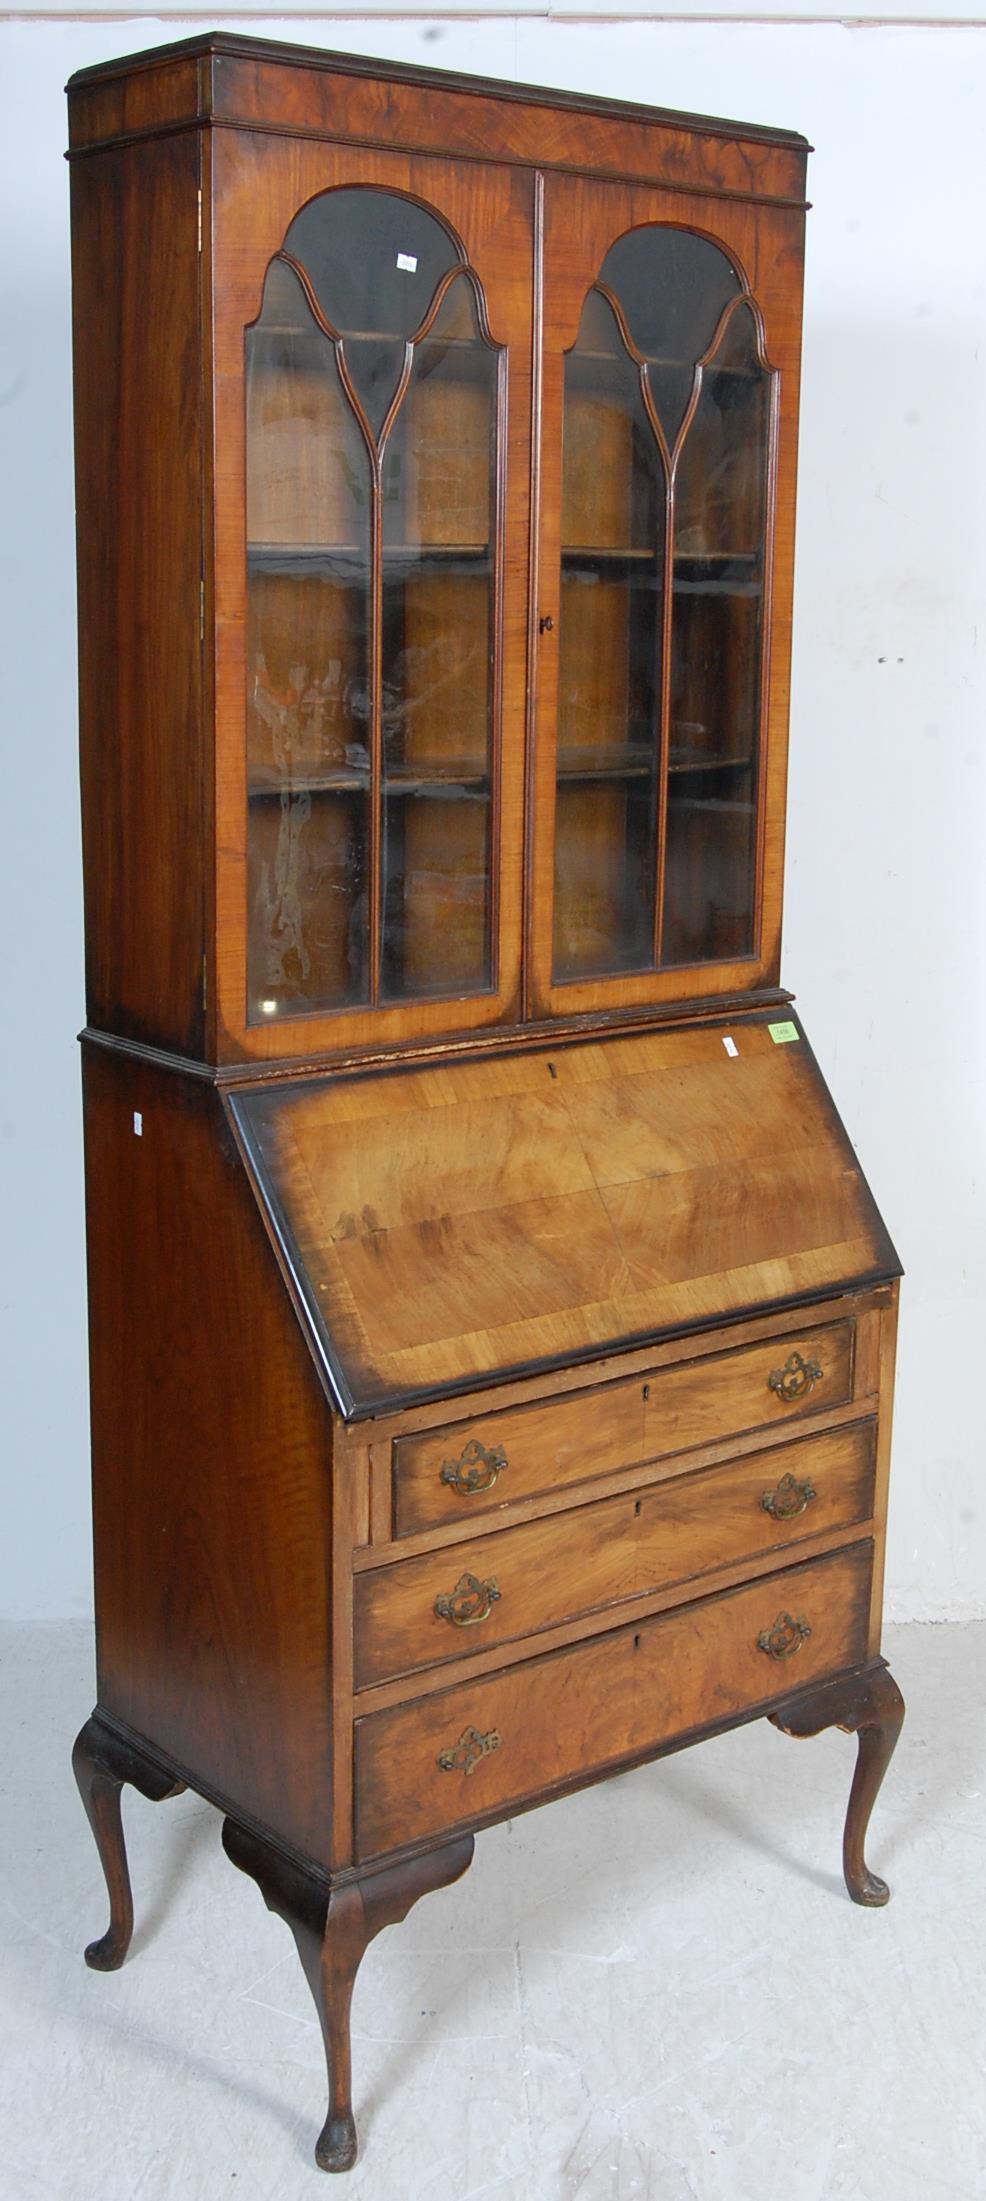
(284, 189, 461, 440)
(550, 230, 771, 987)
(247, 190, 503, 1020)
(553, 288, 664, 980)
(599, 227, 739, 448)
(246, 258, 371, 1017)
(663, 302, 768, 963)
(380, 276, 496, 998)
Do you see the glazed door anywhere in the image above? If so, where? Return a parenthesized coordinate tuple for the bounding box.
(210, 138, 532, 1059)
(530, 172, 805, 1018)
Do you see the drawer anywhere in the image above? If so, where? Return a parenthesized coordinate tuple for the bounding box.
(393, 1317, 857, 1536)
(357, 1421, 876, 1689)
(355, 1541, 872, 1859)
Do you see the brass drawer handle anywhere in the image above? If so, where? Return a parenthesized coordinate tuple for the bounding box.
(438, 1724, 501, 1777)
(434, 1572, 501, 1628)
(758, 1611, 812, 1661)
(762, 1471, 817, 1521)
(767, 1351, 822, 1403)
(439, 1439, 507, 1497)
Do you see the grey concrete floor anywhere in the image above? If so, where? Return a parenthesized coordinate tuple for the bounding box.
(1, 1618, 983, 2200)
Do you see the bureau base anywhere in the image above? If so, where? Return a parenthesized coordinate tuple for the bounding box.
(72, 1659, 904, 2173)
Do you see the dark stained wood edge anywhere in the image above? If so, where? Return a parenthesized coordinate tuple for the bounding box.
(79, 985, 797, 1090)
(221, 1089, 354, 1422)
(789, 1014, 903, 1285)
(67, 32, 810, 155)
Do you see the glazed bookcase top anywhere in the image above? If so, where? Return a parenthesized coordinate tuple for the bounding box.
(69, 31, 809, 1068)
(228, 1013, 899, 1418)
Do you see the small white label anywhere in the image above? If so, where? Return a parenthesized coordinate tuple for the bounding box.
(133, 1111, 143, 1136)
(396, 252, 418, 273)
(722, 1035, 738, 1058)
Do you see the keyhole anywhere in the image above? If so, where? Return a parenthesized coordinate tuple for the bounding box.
(634, 1499, 642, 1518)
(633, 1633, 641, 1650)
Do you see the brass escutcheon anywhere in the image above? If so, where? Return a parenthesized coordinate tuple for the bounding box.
(438, 1724, 502, 1777)
(762, 1471, 817, 1521)
(757, 1611, 812, 1660)
(767, 1351, 823, 1403)
(434, 1572, 501, 1628)
(439, 1438, 508, 1497)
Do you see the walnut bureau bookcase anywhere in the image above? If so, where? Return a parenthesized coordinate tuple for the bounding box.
(68, 33, 904, 2176)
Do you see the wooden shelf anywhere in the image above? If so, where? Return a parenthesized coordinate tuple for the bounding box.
(557, 744, 655, 782)
(669, 794, 755, 816)
(668, 753, 753, 775)
(248, 764, 490, 799)
(673, 570, 762, 599)
(248, 767, 369, 797)
(247, 542, 490, 567)
(248, 542, 365, 572)
(250, 324, 484, 350)
(561, 546, 656, 565)
(383, 544, 490, 570)
(386, 766, 489, 795)
(566, 345, 757, 380)
(560, 547, 759, 571)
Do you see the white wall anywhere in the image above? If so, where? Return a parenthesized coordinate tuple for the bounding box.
(1, 12, 983, 1622)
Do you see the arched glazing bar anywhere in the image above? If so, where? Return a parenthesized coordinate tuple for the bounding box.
(245, 188, 503, 1022)
(552, 226, 775, 984)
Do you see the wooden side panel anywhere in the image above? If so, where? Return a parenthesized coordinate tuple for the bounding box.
(355, 1541, 872, 1858)
(83, 1045, 336, 1863)
(71, 133, 206, 1056)
(868, 1282, 900, 1655)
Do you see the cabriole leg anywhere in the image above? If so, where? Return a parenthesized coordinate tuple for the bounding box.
(71, 1714, 186, 1970)
(222, 1820, 474, 2172)
(770, 1660, 905, 1906)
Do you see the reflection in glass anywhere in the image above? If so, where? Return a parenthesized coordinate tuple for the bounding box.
(245, 194, 502, 1021)
(284, 187, 461, 437)
(381, 276, 496, 999)
(246, 259, 371, 1016)
(551, 229, 772, 985)
(554, 290, 664, 979)
(664, 301, 769, 963)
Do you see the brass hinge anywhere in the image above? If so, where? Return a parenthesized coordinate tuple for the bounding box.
(202, 952, 208, 1014)
(200, 577, 205, 641)
(197, 186, 203, 254)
